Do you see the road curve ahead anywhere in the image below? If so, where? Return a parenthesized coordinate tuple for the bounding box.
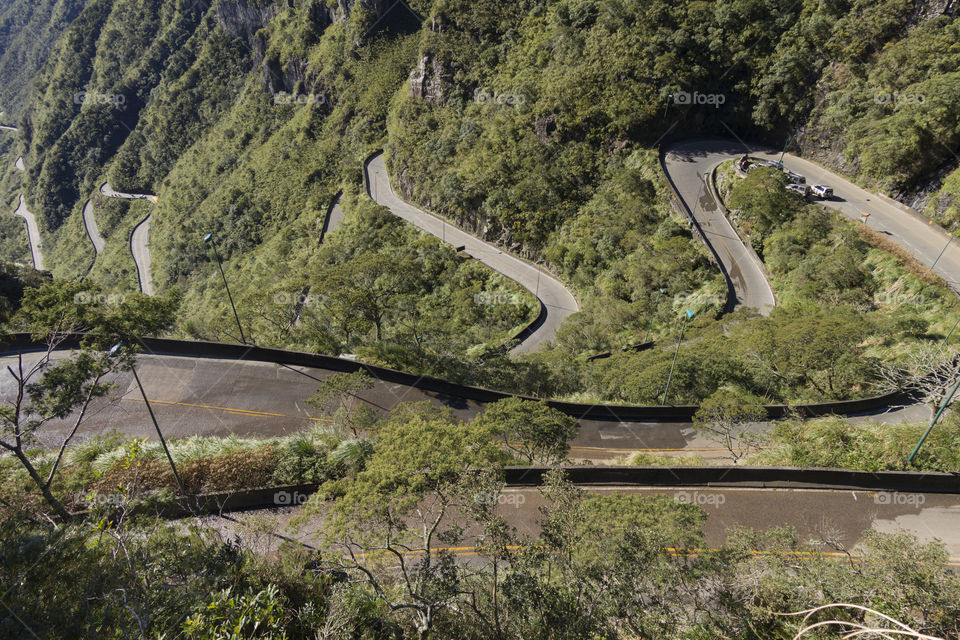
(100, 182, 156, 295)
(81, 199, 106, 253)
(664, 140, 776, 314)
(669, 140, 960, 299)
(752, 150, 960, 294)
(365, 153, 580, 354)
(13, 194, 44, 270)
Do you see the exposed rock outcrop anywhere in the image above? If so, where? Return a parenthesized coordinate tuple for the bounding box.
(409, 54, 447, 104)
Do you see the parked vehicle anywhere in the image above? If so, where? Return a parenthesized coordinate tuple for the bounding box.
(811, 184, 833, 199)
(784, 170, 806, 184)
(786, 183, 811, 198)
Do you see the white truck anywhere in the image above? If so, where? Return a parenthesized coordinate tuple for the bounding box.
(811, 184, 833, 199)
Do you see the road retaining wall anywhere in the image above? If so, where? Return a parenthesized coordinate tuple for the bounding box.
(2, 333, 912, 421)
(142, 465, 958, 518)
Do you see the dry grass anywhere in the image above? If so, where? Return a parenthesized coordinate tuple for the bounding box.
(857, 223, 950, 289)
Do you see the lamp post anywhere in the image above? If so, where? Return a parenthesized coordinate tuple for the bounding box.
(908, 375, 960, 465)
(203, 233, 246, 344)
(661, 308, 695, 406)
(930, 232, 953, 271)
(777, 132, 798, 169)
(642, 288, 666, 344)
(110, 343, 186, 494)
(922, 315, 960, 373)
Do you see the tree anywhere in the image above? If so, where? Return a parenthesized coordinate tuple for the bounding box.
(693, 388, 768, 463)
(307, 370, 377, 437)
(0, 281, 177, 519)
(313, 404, 504, 638)
(475, 397, 579, 465)
(876, 345, 960, 418)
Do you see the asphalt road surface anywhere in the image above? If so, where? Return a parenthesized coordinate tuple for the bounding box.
(99, 182, 157, 295)
(200, 486, 960, 564)
(81, 199, 106, 253)
(365, 153, 580, 354)
(13, 194, 44, 271)
(0, 350, 926, 461)
(664, 140, 776, 314)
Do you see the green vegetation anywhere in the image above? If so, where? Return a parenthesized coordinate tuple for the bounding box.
(6, 420, 959, 638)
(749, 413, 960, 473)
(2, 0, 956, 406)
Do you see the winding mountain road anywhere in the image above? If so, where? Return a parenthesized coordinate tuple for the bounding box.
(667, 139, 960, 309)
(5, 140, 960, 564)
(13, 194, 43, 271)
(99, 182, 157, 295)
(81, 199, 105, 254)
(365, 153, 580, 354)
(664, 140, 776, 313)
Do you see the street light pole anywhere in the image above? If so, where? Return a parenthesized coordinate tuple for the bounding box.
(203, 233, 246, 344)
(923, 315, 960, 373)
(662, 308, 695, 406)
(908, 375, 960, 465)
(777, 132, 798, 168)
(111, 344, 186, 494)
(930, 233, 953, 271)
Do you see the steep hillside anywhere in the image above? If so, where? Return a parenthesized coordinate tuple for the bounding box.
(2, 0, 959, 397)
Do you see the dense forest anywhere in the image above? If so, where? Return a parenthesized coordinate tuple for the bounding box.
(3, 1, 960, 637)
(0, 0, 956, 403)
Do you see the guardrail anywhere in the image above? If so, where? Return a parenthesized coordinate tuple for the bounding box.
(1, 333, 912, 422)
(138, 465, 958, 518)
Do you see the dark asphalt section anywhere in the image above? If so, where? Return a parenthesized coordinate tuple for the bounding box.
(5, 353, 698, 456)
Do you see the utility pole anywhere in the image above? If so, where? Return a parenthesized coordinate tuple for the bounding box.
(110, 343, 186, 494)
(662, 308, 695, 406)
(203, 232, 247, 344)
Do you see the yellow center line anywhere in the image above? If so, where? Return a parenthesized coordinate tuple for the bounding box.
(122, 397, 332, 422)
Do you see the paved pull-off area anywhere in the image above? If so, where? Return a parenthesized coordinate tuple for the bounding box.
(99, 182, 156, 295)
(365, 153, 580, 354)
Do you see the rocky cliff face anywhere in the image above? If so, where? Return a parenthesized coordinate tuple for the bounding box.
(218, 0, 397, 98)
(408, 54, 447, 104)
(215, 0, 280, 49)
